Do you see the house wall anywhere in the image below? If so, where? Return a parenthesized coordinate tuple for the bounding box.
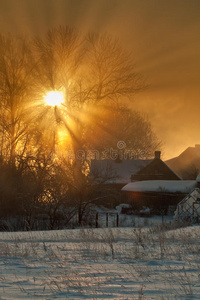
(122, 191, 186, 214)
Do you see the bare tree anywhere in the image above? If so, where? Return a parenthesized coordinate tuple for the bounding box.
(0, 27, 160, 227)
(83, 103, 161, 158)
(32, 27, 144, 147)
(0, 34, 34, 166)
(40, 159, 72, 230)
(30, 26, 159, 225)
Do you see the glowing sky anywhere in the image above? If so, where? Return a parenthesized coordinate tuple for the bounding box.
(0, 0, 200, 159)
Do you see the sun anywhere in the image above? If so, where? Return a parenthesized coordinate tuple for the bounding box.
(44, 91, 64, 107)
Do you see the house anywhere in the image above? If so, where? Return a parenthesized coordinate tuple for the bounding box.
(90, 151, 181, 185)
(165, 144, 200, 179)
(90, 151, 181, 208)
(121, 179, 198, 215)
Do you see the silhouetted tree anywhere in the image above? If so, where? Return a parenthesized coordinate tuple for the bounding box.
(0, 35, 35, 166)
(0, 27, 161, 228)
(31, 26, 159, 225)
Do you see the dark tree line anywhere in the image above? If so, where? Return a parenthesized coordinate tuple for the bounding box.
(0, 27, 161, 230)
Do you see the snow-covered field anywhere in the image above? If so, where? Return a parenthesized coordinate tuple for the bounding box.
(0, 225, 200, 299)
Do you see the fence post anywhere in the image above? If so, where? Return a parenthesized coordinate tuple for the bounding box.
(106, 213, 108, 227)
(116, 214, 119, 227)
(96, 213, 98, 228)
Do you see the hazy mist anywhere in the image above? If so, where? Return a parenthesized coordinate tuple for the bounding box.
(0, 0, 199, 159)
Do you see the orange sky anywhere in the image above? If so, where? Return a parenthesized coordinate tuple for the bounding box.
(0, 0, 200, 160)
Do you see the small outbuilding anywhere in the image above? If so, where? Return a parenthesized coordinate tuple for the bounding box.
(174, 188, 200, 223)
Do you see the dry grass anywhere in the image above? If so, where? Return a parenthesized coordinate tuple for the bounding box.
(0, 225, 200, 299)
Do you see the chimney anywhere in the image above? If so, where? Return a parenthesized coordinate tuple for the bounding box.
(155, 151, 161, 159)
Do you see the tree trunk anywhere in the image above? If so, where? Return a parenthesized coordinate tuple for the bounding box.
(10, 102, 16, 168)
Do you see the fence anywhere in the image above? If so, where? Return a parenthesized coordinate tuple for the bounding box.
(95, 212, 119, 228)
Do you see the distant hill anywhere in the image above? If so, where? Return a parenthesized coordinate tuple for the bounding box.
(165, 145, 200, 179)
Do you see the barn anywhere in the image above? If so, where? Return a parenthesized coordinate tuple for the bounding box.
(121, 180, 197, 215)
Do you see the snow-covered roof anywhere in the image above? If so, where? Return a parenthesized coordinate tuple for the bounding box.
(122, 180, 197, 193)
(90, 159, 152, 184)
